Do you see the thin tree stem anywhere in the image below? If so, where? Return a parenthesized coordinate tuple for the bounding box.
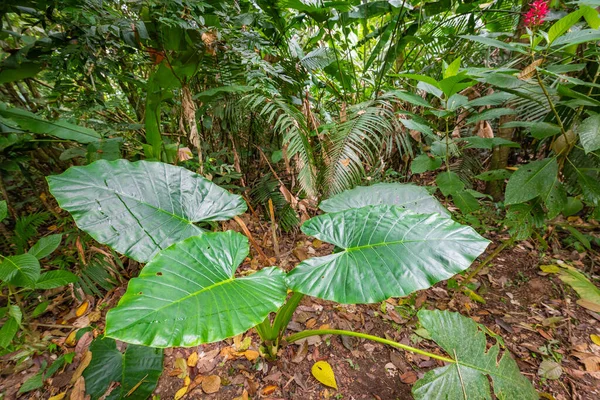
(457, 239, 512, 291)
(535, 70, 571, 147)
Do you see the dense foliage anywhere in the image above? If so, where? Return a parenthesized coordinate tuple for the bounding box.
(1, 0, 600, 398)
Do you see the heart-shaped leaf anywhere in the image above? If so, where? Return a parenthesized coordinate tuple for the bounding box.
(47, 159, 247, 263)
(287, 205, 489, 304)
(413, 310, 537, 400)
(105, 231, 288, 347)
(319, 183, 449, 216)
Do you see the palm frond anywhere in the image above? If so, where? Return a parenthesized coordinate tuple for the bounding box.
(324, 99, 396, 195)
(245, 93, 319, 197)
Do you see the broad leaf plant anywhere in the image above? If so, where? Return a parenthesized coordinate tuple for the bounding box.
(48, 159, 538, 399)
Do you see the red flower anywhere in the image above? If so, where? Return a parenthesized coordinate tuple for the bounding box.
(524, 0, 549, 27)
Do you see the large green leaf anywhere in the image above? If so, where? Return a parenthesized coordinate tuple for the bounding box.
(0, 254, 40, 288)
(105, 231, 288, 347)
(287, 206, 489, 304)
(413, 310, 537, 400)
(47, 160, 247, 263)
(83, 337, 163, 400)
(577, 114, 600, 154)
(505, 158, 558, 205)
(319, 183, 449, 216)
(0, 103, 101, 144)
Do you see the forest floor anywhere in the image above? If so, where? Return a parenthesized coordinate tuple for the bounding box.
(1, 201, 600, 400)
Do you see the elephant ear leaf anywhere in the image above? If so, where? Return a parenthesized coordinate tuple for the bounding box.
(105, 231, 288, 347)
(47, 159, 247, 263)
(287, 205, 489, 304)
(413, 310, 538, 400)
(319, 183, 449, 216)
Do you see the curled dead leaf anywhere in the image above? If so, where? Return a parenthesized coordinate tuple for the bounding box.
(75, 301, 88, 317)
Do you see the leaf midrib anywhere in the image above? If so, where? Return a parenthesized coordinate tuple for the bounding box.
(53, 177, 197, 226)
(0, 255, 38, 286)
(344, 236, 482, 252)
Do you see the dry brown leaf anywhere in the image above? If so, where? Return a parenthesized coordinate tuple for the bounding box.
(292, 341, 308, 364)
(578, 299, 600, 313)
(70, 351, 92, 384)
(75, 332, 93, 357)
(202, 375, 221, 394)
(518, 59, 543, 80)
(340, 158, 350, 167)
(477, 121, 494, 138)
(400, 370, 418, 384)
(582, 356, 600, 372)
(70, 376, 87, 400)
(305, 318, 317, 329)
(177, 147, 193, 162)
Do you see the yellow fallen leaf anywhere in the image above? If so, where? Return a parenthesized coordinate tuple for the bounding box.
(244, 350, 259, 361)
(237, 336, 252, 351)
(540, 265, 560, 273)
(70, 351, 92, 384)
(76, 301, 89, 317)
(174, 385, 188, 400)
(184, 376, 191, 386)
(187, 352, 198, 367)
(311, 361, 338, 390)
(592, 334, 600, 346)
(65, 331, 77, 347)
(175, 357, 188, 379)
(262, 385, 278, 395)
(48, 393, 66, 400)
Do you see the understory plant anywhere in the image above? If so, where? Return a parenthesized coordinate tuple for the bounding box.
(47, 159, 538, 399)
(0, 202, 78, 348)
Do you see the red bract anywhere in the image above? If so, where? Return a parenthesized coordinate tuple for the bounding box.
(524, 0, 549, 27)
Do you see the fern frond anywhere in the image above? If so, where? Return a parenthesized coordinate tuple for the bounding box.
(14, 212, 50, 253)
(300, 47, 336, 72)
